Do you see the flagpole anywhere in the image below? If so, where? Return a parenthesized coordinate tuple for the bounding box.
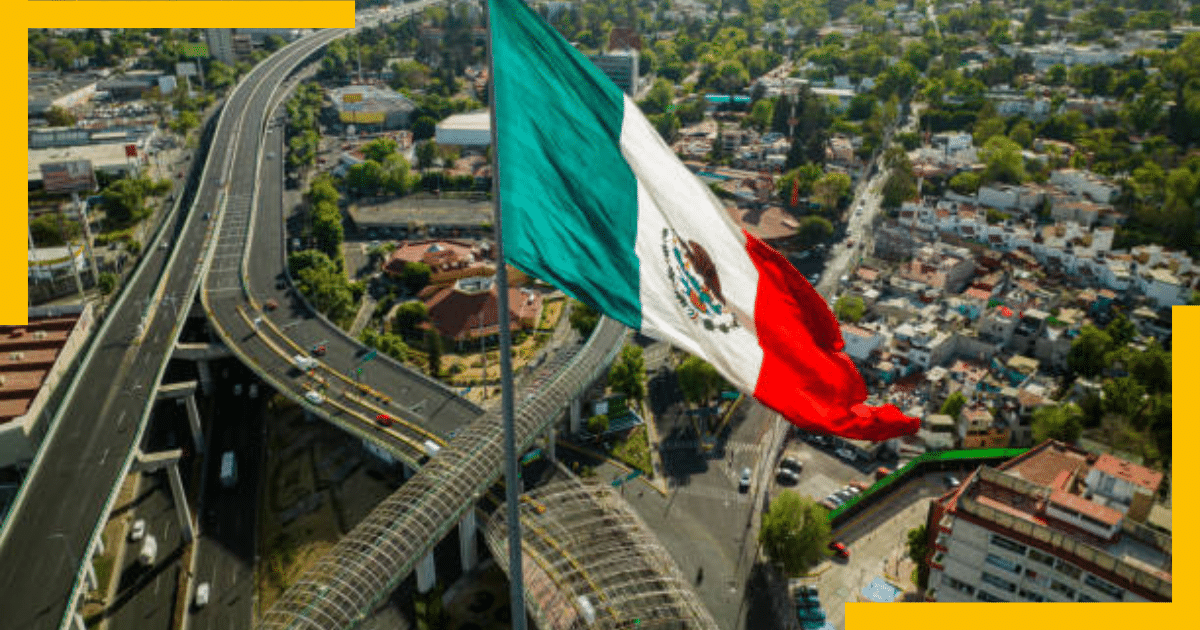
(483, 2, 528, 630)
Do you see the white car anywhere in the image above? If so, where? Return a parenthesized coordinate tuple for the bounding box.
(304, 390, 324, 405)
(129, 518, 146, 542)
(835, 447, 855, 461)
(194, 582, 210, 608)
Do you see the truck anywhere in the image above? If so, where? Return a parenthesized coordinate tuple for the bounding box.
(293, 354, 318, 371)
(138, 535, 158, 566)
(220, 451, 238, 488)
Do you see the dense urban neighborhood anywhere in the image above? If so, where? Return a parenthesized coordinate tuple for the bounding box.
(4, 1, 1186, 629)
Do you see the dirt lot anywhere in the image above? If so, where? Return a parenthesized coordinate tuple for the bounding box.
(255, 399, 401, 617)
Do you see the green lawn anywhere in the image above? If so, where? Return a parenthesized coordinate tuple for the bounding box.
(611, 425, 652, 477)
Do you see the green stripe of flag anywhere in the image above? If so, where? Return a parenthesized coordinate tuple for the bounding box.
(492, 0, 642, 329)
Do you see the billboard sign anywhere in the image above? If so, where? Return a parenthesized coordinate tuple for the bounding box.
(40, 160, 96, 193)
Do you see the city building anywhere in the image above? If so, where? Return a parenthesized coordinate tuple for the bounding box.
(418, 276, 544, 348)
(329, 85, 416, 130)
(435, 110, 491, 147)
(925, 440, 1171, 603)
(205, 28, 236, 65)
(0, 304, 95, 468)
(383, 239, 494, 286)
(587, 49, 639, 96)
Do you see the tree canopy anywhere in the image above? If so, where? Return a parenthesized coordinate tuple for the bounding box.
(758, 491, 833, 576)
(676, 355, 723, 407)
(1032, 403, 1084, 445)
(608, 345, 647, 411)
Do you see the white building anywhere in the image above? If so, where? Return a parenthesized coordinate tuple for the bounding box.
(435, 110, 491, 147)
(1049, 169, 1119, 203)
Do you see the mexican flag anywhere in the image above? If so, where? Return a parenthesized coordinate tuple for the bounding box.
(490, 0, 917, 441)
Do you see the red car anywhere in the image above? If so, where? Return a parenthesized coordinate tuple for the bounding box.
(264, 299, 278, 311)
(311, 344, 327, 356)
(375, 413, 393, 427)
(828, 541, 850, 559)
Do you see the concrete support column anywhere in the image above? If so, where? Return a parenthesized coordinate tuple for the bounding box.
(403, 463, 415, 480)
(167, 464, 195, 543)
(416, 551, 436, 594)
(197, 359, 213, 395)
(459, 510, 478, 573)
(569, 397, 581, 435)
(544, 425, 556, 463)
(93, 534, 104, 556)
(73, 613, 87, 630)
(184, 394, 204, 455)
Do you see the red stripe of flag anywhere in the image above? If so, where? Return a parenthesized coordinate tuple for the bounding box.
(743, 230, 918, 440)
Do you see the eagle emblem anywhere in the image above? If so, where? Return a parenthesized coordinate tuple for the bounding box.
(661, 228, 741, 333)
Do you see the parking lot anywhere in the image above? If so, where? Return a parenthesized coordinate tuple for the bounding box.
(765, 433, 891, 512)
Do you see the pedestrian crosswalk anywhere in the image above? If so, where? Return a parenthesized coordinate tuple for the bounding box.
(672, 483, 751, 505)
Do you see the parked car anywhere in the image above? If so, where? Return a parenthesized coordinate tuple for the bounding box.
(194, 582, 210, 609)
(739, 467, 752, 492)
(249, 383, 259, 399)
(776, 468, 799, 485)
(233, 383, 243, 396)
(311, 344, 327, 357)
(945, 475, 961, 488)
(835, 447, 856, 461)
(264, 299, 278, 311)
(828, 541, 850, 559)
(780, 457, 803, 473)
(129, 519, 146, 542)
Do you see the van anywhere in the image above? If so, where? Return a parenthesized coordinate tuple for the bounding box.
(293, 354, 318, 371)
(220, 451, 238, 488)
(138, 535, 158, 566)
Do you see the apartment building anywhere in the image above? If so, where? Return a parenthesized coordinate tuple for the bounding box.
(926, 441, 1171, 603)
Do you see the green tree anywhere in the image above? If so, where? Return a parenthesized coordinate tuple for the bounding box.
(1008, 120, 1035, 148)
(677, 355, 722, 407)
(393, 301, 430, 337)
(416, 141, 439, 170)
(362, 137, 398, 163)
(1128, 341, 1171, 394)
(100, 177, 155, 225)
(795, 215, 835, 246)
(97, 272, 117, 295)
(881, 169, 918, 207)
(746, 98, 774, 131)
(586, 414, 609, 435)
(834, 296, 865, 323)
(1067, 325, 1114, 379)
(948, 171, 981, 196)
(758, 491, 833, 576)
(1102, 376, 1148, 422)
(813, 172, 852, 212)
(648, 112, 680, 143)
(296, 260, 356, 323)
(608, 345, 647, 411)
(906, 525, 930, 589)
(940, 391, 967, 420)
(639, 77, 674, 115)
(980, 135, 1027, 184)
(424, 328, 443, 378)
(45, 106, 76, 127)
(399, 261, 432, 294)
(29, 214, 80, 246)
(568, 299, 600, 337)
(411, 115, 437, 140)
(1104, 314, 1136, 347)
(1032, 403, 1084, 444)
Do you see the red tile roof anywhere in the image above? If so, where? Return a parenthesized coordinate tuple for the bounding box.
(422, 285, 542, 342)
(1091, 453, 1163, 492)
